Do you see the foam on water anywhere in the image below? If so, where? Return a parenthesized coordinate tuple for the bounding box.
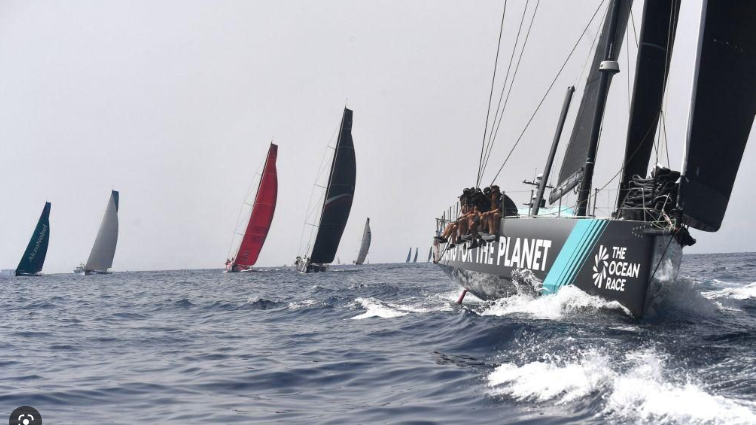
(703, 282, 756, 301)
(651, 276, 725, 318)
(480, 285, 630, 319)
(288, 299, 319, 310)
(488, 348, 756, 424)
(488, 349, 613, 404)
(351, 295, 454, 319)
(351, 297, 407, 319)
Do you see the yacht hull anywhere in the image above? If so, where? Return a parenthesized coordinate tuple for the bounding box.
(296, 262, 328, 273)
(434, 217, 682, 317)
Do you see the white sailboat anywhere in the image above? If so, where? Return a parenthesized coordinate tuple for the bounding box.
(354, 217, 371, 265)
(77, 190, 119, 275)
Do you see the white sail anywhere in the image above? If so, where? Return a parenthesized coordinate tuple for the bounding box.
(85, 191, 119, 272)
(356, 218, 371, 265)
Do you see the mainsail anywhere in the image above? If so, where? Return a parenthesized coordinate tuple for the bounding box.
(233, 144, 278, 269)
(413, 248, 418, 263)
(16, 202, 51, 276)
(678, 0, 756, 232)
(309, 108, 357, 264)
(405, 248, 411, 263)
(355, 217, 371, 265)
(427, 247, 432, 262)
(85, 191, 119, 272)
(617, 0, 681, 208)
(550, 0, 633, 204)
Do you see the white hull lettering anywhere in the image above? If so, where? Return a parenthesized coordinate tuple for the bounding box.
(445, 236, 552, 273)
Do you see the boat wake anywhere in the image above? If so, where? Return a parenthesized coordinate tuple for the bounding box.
(350, 295, 453, 320)
(479, 285, 631, 319)
(351, 297, 408, 319)
(488, 348, 756, 425)
(703, 281, 756, 301)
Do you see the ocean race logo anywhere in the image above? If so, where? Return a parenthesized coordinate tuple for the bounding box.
(447, 237, 552, 272)
(592, 245, 640, 292)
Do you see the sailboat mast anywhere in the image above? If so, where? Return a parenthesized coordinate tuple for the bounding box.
(576, 0, 624, 216)
(533, 86, 574, 216)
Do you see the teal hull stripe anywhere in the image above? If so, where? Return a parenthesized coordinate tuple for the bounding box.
(558, 220, 608, 290)
(556, 221, 598, 289)
(541, 219, 607, 295)
(542, 220, 595, 294)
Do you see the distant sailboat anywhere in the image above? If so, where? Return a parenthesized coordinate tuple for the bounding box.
(427, 247, 432, 262)
(355, 217, 371, 265)
(226, 143, 278, 272)
(15, 202, 51, 276)
(405, 248, 411, 263)
(413, 247, 418, 263)
(296, 108, 356, 273)
(77, 191, 119, 275)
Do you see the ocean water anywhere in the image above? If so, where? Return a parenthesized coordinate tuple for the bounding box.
(1, 253, 755, 424)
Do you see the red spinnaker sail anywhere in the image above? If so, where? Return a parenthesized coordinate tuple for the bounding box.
(234, 143, 278, 269)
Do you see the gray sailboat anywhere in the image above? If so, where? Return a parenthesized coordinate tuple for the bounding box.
(355, 218, 371, 265)
(77, 191, 119, 275)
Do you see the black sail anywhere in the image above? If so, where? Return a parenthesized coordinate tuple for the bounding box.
(679, 0, 756, 232)
(16, 202, 51, 276)
(310, 108, 356, 264)
(617, 0, 681, 209)
(550, 0, 633, 204)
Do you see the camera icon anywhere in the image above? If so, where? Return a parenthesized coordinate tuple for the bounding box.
(9, 406, 41, 425)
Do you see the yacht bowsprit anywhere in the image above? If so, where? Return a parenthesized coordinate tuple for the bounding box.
(297, 107, 356, 273)
(433, 0, 756, 317)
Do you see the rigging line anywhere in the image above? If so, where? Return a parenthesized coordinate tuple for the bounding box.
(626, 22, 631, 111)
(575, 3, 608, 88)
(629, 7, 638, 47)
(580, 112, 670, 214)
(489, 0, 607, 185)
(227, 152, 267, 259)
(297, 122, 340, 255)
(481, 0, 540, 184)
(475, 0, 509, 187)
(617, 7, 638, 210)
(478, 0, 530, 186)
(660, 0, 679, 168)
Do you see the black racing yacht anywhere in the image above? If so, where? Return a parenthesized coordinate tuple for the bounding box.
(433, 0, 756, 317)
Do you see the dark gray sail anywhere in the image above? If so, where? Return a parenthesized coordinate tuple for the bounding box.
(310, 108, 356, 264)
(678, 0, 756, 232)
(413, 248, 418, 263)
(427, 247, 432, 262)
(16, 202, 51, 276)
(550, 0, 633, 204)
(405, 248, 411, 263)
(617, 0, 681, 208)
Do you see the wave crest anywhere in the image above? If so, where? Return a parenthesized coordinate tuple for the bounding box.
(480, 285, 630, 319)
(488, 348, 756, 424)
